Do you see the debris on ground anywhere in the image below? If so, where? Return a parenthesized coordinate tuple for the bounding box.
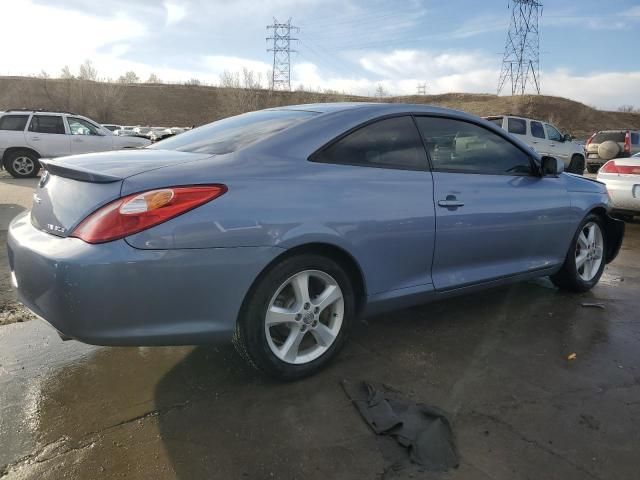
(341, 380, 459, 473)
(0, 303, 35, 326)
(567, 353, 577, 361)
(581, 302, 606, 309)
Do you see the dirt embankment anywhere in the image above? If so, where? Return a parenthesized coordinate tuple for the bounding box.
(1, 77, 639, 140)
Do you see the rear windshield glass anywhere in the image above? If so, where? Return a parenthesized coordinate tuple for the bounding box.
(149, 110, 317, 155)
(0, 114, 29, 131)
(592, 131, 625, 143)
(486, 117, 503, 127)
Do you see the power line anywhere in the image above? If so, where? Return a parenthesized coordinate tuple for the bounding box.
(497, 0, 542, 96)
(267, 18, 298, 91)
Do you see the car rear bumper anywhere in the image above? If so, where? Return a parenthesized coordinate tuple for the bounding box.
(7, 211, 283, 346)
(602, 178, 640, 214)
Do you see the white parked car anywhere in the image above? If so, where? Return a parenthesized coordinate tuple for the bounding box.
(0, 110, 151, 178)
(596, 152, 640, 220)
(485, 115, 586, 175)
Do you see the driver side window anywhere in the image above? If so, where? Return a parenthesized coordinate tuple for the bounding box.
(415, 117, 534, 176)
(67, 117, 101, 136)
(545, 124, 562, 142)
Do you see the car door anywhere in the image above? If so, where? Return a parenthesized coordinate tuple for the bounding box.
(414, 116, 573, 291)
(544, 123, 570, 164)
(25, 114, 70, 157)
(310, 115, 436, 296)
(528, 120, 553, 156)
(66, 116, 113, 154)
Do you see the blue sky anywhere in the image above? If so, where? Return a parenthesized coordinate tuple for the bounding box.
(3, 0, 640, 109)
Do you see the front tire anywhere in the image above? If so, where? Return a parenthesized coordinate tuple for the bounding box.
(233, 254, 355, 380)
(550, 214, 606, 292)
(4, 150, 40, 178)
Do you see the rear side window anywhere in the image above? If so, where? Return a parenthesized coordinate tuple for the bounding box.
(592, 131, 625, 143)
(486, 117, 503, 127)
(507, 118, 526, 135)
(0, 114, 29, 131)
(149, 109, 316, 155)
(631, 132, 639, 145)
(28, 115, 65, 134)
(415, 116, 533, 175)
(530, 121, 545, 139)
(312, 116, 428, 171)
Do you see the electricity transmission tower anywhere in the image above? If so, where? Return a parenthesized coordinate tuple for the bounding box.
(497, 0, 542, 95)
(417, 83, 427, 95)
(267, 18, 298, 91)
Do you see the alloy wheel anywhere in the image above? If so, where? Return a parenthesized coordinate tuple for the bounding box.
(12, 156, 35, 176)
(575, 221, 604, 281)
(265, 270, 344, 365)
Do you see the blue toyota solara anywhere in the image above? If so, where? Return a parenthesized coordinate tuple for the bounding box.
(7, 103, 624, 379)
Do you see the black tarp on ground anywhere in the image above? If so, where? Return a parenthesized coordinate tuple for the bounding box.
(341, 380, 459, 473)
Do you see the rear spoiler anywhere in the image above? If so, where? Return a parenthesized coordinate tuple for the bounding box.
(39, 158, 121, 183)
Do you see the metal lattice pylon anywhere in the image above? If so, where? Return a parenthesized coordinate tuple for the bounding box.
(497, 0, 542, 95)
(267, 18, 298, 91)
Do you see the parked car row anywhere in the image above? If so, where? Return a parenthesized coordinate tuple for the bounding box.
(108, 125, 190, 142)
(0, 110, 151, 178)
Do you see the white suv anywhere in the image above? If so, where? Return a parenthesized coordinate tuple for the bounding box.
(485, 115, 586, 175)
(0, 110, 151, 178)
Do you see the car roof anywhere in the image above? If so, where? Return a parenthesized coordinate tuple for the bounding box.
(270, 102, 462, 116)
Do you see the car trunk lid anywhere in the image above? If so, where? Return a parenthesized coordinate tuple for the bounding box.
(31, 149, 212, 237)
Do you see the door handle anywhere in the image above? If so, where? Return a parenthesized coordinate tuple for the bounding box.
(72, 138, 83, 142)
(30, 136, 40, 141)
(438, 195, 464, 209)
(531, 141, 538, 144)
(549, 143, 556, 147)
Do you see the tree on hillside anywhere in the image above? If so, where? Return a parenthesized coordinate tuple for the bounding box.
(60, 65, 74, 79)
(118, 71, 140, 84)
(185, 78, 201, 86)
(618, 105, 636, 113)
(146, 73, 161, 83)
(78, 60, 98, 81)
(374, 84, 388, 98)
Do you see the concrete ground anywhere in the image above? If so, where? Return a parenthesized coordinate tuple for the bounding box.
(1, 170, 639, 479)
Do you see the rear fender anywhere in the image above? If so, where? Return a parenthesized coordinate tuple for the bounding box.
(604, 214, 625, 264)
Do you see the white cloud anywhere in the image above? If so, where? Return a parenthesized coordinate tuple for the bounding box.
(0, 0, 146, 77)
(164, 1, 187, 26)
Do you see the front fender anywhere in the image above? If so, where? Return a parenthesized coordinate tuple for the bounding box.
(604, 214, 625, 264)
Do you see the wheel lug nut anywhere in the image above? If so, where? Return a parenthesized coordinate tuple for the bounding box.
(295, 314, 302, 321)
(314, 307, 319, 314)
(304, 303, 310, 310)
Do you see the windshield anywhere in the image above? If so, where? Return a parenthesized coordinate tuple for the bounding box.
(592, 131, 625, 143)
(149, 109, 317, 155)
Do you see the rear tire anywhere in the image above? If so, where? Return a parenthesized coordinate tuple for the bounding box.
(4, 150, 40, 178)
(233, 254, 355, 381)
(568, 154, 585, 175)
(550, 213, 606, 292)
(586, 164, 600, 174)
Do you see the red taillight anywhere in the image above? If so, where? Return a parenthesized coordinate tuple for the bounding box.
(624, 130, 631, 154)
(600, 160, 640, 175)
(71, 185, 227, 244)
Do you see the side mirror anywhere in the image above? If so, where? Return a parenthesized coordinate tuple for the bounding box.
(541, 156, 564, 176)
(563, 133, 572, 142)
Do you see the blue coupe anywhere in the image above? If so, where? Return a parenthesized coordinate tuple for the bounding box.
(7, 103, 624, 379)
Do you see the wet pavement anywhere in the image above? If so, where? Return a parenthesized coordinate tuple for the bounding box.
(1, 173, 639, 479)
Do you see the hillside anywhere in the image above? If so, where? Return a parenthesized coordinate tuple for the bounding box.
(1, 76, 639, 140)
